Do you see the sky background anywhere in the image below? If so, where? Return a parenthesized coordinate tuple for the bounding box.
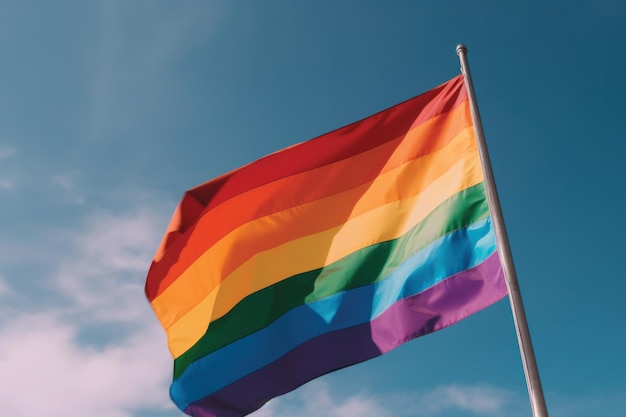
(1, 1, 625, 417)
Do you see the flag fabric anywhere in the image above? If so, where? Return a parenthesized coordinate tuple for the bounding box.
(145, 74, 508, 417)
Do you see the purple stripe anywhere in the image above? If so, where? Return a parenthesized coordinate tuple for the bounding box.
(184, 252, 507, 417)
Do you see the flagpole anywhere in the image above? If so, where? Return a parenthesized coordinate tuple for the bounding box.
(455, 44, 549, 417)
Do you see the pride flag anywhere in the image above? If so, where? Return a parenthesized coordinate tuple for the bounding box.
(145, 75, 508, 417)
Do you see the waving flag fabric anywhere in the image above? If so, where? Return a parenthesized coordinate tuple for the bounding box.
(145, 74, 508, 417)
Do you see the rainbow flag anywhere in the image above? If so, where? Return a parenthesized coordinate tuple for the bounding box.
(145, 75, 508, 417)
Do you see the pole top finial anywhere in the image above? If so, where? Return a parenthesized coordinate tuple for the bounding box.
(456, 44, 467, 56)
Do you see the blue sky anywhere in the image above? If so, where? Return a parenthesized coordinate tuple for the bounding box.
(1, 1, 625, 416)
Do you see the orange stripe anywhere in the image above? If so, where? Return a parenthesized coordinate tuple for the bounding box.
(147, 100, 473, 300)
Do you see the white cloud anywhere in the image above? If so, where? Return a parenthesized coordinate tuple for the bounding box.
(253, 382, 391, 417)
(0, 312, 173, 417)
(52, 205, 166, 325)
(0, 193, 178, 417)
(295, 383, 390, 417)
(251, 381, 518, 417)
(414, 384, 517, 416)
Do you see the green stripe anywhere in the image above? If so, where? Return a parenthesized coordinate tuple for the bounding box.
(174, 183, 489, 379)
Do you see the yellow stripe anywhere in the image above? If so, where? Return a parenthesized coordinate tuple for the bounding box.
(158, 128, 483, 358)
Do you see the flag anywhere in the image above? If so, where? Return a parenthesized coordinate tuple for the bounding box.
(145, 74, 508, 417)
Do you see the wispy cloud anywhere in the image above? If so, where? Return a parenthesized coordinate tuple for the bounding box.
(0, 312, 173, 417)
(0, 192, 177, 417)
(49, 171, 87, 204)
(251, 381, 521, 417)
(253, 382, 391, 417)
(413, 384, 518, 416)
(54, 206, 165, 324)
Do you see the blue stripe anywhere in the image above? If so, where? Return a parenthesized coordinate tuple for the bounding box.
(171, 216, 497, 408)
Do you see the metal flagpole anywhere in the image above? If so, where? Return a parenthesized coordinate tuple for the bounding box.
(455, 44, 549, 417)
